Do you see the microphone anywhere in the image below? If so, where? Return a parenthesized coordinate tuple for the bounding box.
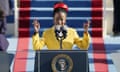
(61, 25, 67, 39)
(55, 25, 67, 40)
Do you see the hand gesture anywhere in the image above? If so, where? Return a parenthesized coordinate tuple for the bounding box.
(84, 20, 90, 33)
(33, 19, 40, 32)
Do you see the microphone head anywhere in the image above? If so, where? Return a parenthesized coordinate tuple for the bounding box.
(54, 25, 68, 40)
(54, 25, 68, 32)
(55, 25, 62, 31)
(62, 25, 67, 39)
(61, 25, 67, 31)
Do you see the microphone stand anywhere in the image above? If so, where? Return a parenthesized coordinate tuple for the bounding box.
(59, 36, 63, 50)
(55, 26, 67, 50)
(55, 30, 64, 50)
(60, 39, 62, 50)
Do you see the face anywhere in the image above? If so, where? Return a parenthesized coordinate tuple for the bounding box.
(54, 12, 67, 26)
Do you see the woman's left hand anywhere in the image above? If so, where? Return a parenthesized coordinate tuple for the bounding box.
(84, 20, 90, 33)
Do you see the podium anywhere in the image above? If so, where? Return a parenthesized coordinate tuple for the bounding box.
(34, 50, 88, 72)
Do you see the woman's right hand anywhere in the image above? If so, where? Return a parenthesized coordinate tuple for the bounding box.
(33, 19, 40, 32)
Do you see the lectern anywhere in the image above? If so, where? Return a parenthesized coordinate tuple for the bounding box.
(34, 50, 88, 72)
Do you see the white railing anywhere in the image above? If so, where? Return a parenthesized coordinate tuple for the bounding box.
(103, 0, 114, 37)
(14, 0, 19, 37)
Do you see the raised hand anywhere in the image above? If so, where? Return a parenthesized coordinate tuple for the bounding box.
(33, 19, 40, 33)
(84, 20, 90, 33)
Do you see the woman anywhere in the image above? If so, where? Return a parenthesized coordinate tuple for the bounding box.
(0, 0, 9, 51)
(32, 2, 90, 50)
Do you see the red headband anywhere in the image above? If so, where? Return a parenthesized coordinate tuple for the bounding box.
(54, 3, 68, 12)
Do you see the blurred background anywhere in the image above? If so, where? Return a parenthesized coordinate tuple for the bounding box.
(1, 0, 120, 72)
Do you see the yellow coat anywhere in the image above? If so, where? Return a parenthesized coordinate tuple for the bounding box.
(32, 27, 90, 50)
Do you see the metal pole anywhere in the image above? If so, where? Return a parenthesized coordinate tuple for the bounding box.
(59, 38, 63, 50)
